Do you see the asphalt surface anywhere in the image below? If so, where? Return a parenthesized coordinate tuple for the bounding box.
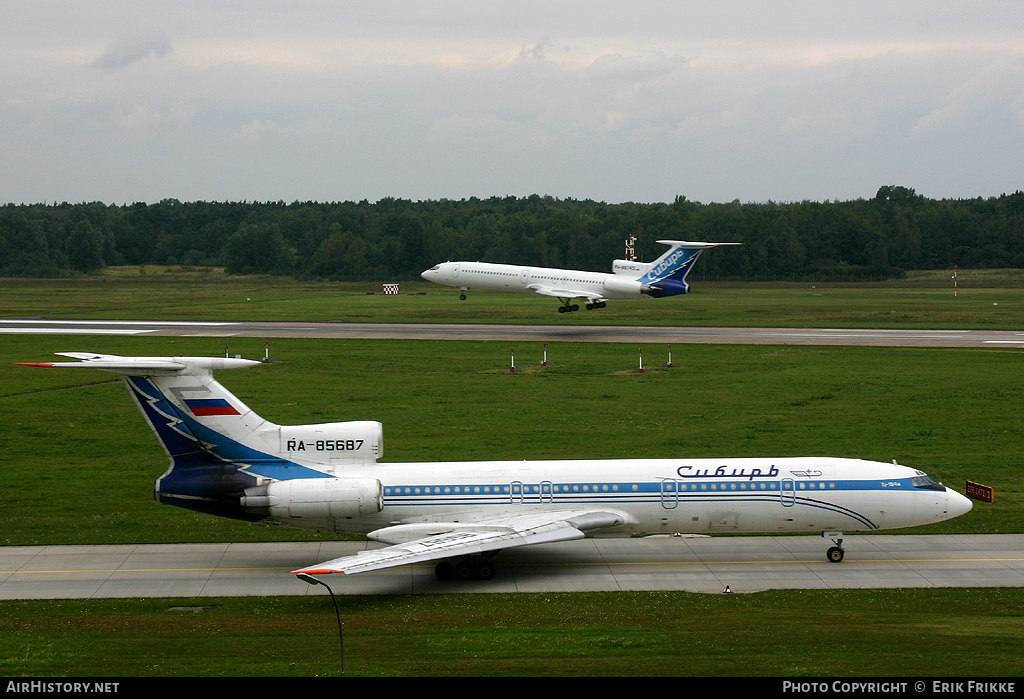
(2, 534, 1021, 599)
(4, 318, 1024, 346)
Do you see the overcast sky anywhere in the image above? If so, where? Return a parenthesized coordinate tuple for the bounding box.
(3, 1, 1023, 205)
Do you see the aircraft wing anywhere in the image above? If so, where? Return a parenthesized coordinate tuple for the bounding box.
(291, 509, 630, 575)
(526, 284, 604, 302)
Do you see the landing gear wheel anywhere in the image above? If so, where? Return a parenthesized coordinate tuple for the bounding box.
(435, 561, 455, 580)
(826, 546, 845, 563)
(455, 560, 475, 580)
(439, 558, 497, 581)
(459, 293, 466, 300)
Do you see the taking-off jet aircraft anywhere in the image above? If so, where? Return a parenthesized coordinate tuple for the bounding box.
(422, 240, 739, 312)
(20, 353, 973, 581)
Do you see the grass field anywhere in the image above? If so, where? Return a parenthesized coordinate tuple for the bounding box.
(1, 271, 1023, 677)
(2, 266, 1024, 328)
(3, 589, 1024, 677)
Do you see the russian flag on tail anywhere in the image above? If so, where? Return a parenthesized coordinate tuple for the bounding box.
(185, 398, 240, 416)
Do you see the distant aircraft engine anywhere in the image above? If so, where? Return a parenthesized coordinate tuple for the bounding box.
(602, 276, 652, 296)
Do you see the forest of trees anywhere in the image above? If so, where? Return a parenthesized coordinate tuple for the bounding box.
(2, 186, 1024, 282)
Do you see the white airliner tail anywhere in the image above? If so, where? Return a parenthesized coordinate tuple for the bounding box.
(19, 353, 382, 520)
(612, 240, 740, 297)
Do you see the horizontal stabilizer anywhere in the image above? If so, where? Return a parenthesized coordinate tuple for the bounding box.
(655, 240, 742, 249)
(17, 353, 260, 375)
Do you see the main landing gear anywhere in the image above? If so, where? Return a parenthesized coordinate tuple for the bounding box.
(824, 531, 845, 562)
(435, 556, 496, 581)
(557, 299, 607, 313)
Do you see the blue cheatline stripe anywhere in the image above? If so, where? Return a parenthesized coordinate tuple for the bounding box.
(380, 479, 917, 496)
(379, 480, 882, 529)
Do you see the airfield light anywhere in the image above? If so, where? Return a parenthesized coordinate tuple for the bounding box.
(297, 573, 346, 677)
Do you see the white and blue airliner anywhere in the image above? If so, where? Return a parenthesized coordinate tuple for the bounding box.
(21, 353, 973, 581)
(422, 240, 739, 312)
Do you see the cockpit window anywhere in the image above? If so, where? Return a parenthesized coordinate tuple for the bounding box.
(912, 475, 945, 491)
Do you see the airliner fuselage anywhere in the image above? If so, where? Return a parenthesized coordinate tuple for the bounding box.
(422, 240, 740, 312)
(277, 456, 969, 539)
(423, 261, 653, 301)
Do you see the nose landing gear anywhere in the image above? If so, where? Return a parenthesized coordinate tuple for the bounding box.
(824, 531, 845, 562)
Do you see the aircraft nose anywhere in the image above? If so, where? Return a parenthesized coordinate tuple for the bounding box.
(946, 487, 974, 519)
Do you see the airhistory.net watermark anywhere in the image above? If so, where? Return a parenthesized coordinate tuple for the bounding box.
(6, 682, 119, 694)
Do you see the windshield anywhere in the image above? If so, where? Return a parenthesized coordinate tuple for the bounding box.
(912, 474, 945, 491)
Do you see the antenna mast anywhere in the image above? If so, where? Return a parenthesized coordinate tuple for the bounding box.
(625, 234, 637, 261)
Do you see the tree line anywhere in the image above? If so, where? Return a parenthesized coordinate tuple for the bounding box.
(2, 187, 1023, 282)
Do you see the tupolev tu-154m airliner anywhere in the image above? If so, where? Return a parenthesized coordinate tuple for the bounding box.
(20, 353, 973, 581)
(421, 240, 739, 312)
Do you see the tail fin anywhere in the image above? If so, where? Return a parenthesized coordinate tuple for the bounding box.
(614, 240, 739, 297)
(19, 353, 382, 520)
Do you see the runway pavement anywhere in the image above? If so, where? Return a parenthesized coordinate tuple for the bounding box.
(2, 534, 1022, 599)
(4, 318, 1024, 347)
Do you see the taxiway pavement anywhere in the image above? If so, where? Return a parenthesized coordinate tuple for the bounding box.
(2, 534, 1021, 598)
(4, 318, 1024, 347)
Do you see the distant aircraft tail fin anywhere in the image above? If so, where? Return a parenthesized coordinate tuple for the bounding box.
(18, 353, 382, 519)
(628, 240, 739, 297)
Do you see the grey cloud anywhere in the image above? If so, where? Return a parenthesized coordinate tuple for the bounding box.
(4, 2, 1024, 204)
(94, 34, 173, 71)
